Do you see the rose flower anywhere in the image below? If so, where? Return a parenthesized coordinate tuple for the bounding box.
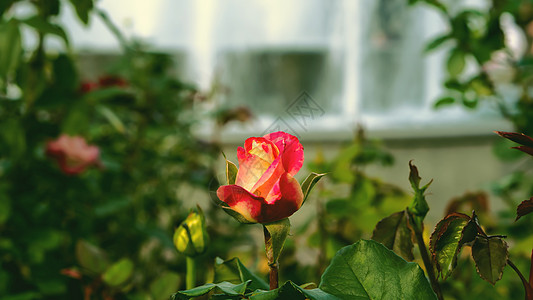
(46, 135, 100, 175)
(217, 131, 305, 223)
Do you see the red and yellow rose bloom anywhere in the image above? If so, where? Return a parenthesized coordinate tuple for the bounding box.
(217, 131, 306, 224)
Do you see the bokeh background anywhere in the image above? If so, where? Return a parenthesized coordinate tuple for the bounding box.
(1, 0, 533, 299)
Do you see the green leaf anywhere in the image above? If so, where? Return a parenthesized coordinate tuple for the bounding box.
(52, 54, 78, 92)
(471, 237, 508, 285)
(263, 218, 290, 265)
(516, 197, 533, 221)
(21, 16, 69, 48)
(492, 138, 524, 161)
(249, 281, 340, 300)
(429, 213, 471, 279)
(225, 157, 238, 185)
(331, 143, 359, 183)
(214, 257, 269, 291)
(2, 292, 41, 300)
(0, 0, 16, 16)
(301, 172, 326, 204)
(171, 280, 251, 300)
(68, 0, 94, 25)
(425, 34, 451, 52)
(0, 19, 22, 79)
(407, 161, 432, 224)
(319, 239, 436, 299)
(102, 258, 134, 287)
(433, 96, 455, 109)
(371, 210, 415, 261)
(75, 240, 110, 274)
(62, 103, 91, 135)
(149, 272, 180, 300)
(97, 105, 126, 134)
(447, 49, 466, 77)
(461, 95, 478, 109)
(0, 119, 26, 159)
(84, 87, 132, 102)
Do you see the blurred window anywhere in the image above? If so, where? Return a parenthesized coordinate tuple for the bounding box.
(53, 0, 509, 139)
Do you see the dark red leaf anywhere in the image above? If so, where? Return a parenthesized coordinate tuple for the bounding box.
(496, 131, 533, 148)
(513, 146, 533, 157)
(516, 198, 533, 221)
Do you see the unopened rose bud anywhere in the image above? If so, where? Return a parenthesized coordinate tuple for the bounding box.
(173, 206, 209, 257)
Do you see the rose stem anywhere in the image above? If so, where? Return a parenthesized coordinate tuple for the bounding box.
(507, 258, 533, 300)
(410, 213, 443, 300)
(263, 226, 279, 290)
(186, 256, 196, 290)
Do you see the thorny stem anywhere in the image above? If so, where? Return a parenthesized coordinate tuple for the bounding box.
(263, 226, 279, 290)
(507, 258, 533, 300)
(409, 212, 444, 300)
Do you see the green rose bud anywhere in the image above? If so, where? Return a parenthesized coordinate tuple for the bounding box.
(173, 206, 209, 257)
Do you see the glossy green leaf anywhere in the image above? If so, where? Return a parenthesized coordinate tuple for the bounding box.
(371, 210, 414, 261)
(102, 258, 134, 286)
(214, 257, 269, 290)
(249, 280, 340, 300)
(471, 237, 508, 285)
(171, 280, 251, 300)
(75, 240, 110, 274)
(319, 239, 436, 299)
(0, 19, 22, 79)
(429, 213, 470, 279)
(264, 218, 290, 265)
(149, 271, 180, 300)
(301, 172, 326, 204)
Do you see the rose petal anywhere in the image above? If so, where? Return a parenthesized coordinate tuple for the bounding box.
(250, 154, 284, 199)
(244, 137, 279, 163)
(259, 172, 304, 223)
(217, 184, 265, 223)
(217, 173, 304, 223)
(263, 131, 304, 176)
(236, 137, 280, 191)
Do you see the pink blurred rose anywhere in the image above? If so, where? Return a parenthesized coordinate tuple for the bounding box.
(46, 135, 100, 175)
(217, 131, 304, 223)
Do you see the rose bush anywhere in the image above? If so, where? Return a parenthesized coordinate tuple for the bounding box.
(217, 131, 305, 223)
(46, 134, 100, 175)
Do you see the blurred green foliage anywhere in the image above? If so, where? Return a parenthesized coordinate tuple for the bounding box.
(0, 1, 239, 299)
